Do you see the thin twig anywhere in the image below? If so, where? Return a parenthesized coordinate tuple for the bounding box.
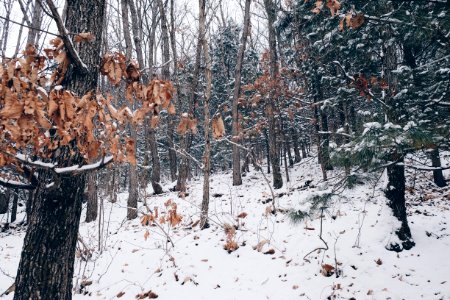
(303, 207, 329, 262)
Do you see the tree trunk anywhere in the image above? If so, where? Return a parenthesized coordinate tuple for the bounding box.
(264, 129, 271, 174)
(430, 147, 446, 187)
(85, 172, 98, 223)
(26, 0, 43, 46)
(0, 0, 12, 57)
(385, 161, 414, 251)
(263, 0, 283, 189)
(231, 0, 252, 186)
(158, 0, 177, 182)
(176, 12, 202, 193)
(10, 189, 18, 223)
(13, 0, 106, 298)
(383, 30, 414, 252)
(121, 0, 139, 219)
(127, 160, 138, 219)
(0, 188, 10, 214)
(199, 0, 212, 229)
(143, 0, 163, 194)
(301, 141, 307, 159)
(120, 0, 132, 60)
(291, 126, 301, 163)
(26, 190, 34, 221)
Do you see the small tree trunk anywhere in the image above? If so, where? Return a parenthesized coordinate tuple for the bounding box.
(231, 0, 252, 186)
(301, 140, 307, 159)
(26, 0, 43, 46)
(199, 0, 212, 229)
(85, 172, 98, 223)
(430, 148, 446, 187)
(0, 0, 12, 57)
(127, 164, 138, 219)
(385, 161, 415, 251)
(291, 127, 301, 163)
(264, 130, 271, 174)
(283, 141, 290, 182)
(383, 29, 414, 251)
(158, 0, 177, 182)
(176, 10, 202, 193)
(263, 0, 283, 189)
(26, 190, 34, 220)
(0, 188, 10, 214)
(10, 189, 18, 223)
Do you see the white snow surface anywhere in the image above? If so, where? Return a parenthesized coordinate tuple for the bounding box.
(1, 156, 450, 299)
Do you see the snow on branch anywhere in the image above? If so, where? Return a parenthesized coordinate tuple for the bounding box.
(0, 177, 36, 190)
(55, 155, 114, 175)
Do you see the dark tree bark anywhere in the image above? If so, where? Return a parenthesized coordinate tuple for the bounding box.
(199, 0, 212, 229)
(176, 14, 202, 194)
(143, 0, 163, 194)
(13, 0, 106, 298)
(263, 0, 283, 189)
(121, 0, 138, 219)
(430, 147, 446, 187)
(0, 188, 10, 214)
(158, 0, 177, 182)
(291, 127, 301, 163)
(264, 129, 271, 174)
(385, 162, 414, 251)
(11, 189, 18, 223)
(26, 190, 34, 220)
(85, 172, 98, 223)
(383, 31, 414, 252)
(231, 0, 252, 186)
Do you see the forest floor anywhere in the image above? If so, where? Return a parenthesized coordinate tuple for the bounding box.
(1, 153, 450, 299)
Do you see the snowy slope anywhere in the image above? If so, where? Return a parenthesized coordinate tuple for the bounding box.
(1, 156, 450, 299)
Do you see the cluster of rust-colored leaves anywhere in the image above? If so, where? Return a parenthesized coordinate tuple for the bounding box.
(0, 38, 174, 170)
(140, 199, 183, 240)
(310, 0, 365, 31)
(238, 51, 297, 138)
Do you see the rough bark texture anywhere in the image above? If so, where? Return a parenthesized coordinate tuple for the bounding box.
(85, 172, 98, 223)
(144, 1, 163, 194)
(430, 148, 446, 187)
(13, 0, 106, 298)
(176, 18, 202, 193)
(26, 0, 43, 46)
(0, 188, 10, 214)
(199, 0, 212, 229)
(158, 0, 177, 182)
(10, 189, 18, 223)
(231, 0, 251, 186)
(263, 0, 283, 189)
(120, 0, 132, 60)
(121, 0, 138, 219)
(383, 30, 414, 252)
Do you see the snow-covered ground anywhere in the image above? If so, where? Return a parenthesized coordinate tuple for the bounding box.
(1, 155, 450, 299)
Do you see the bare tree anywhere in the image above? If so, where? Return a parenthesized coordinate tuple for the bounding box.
(199, 0, 212, 229)
(231, 0, 252, 186)
(263, 0, 283, 189)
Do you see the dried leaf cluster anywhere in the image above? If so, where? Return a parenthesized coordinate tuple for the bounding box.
(0, 42, 174, 184)
(223, 223, 239, 253)
(140, 199, 183, 233)
(176, 113, 197, 135)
